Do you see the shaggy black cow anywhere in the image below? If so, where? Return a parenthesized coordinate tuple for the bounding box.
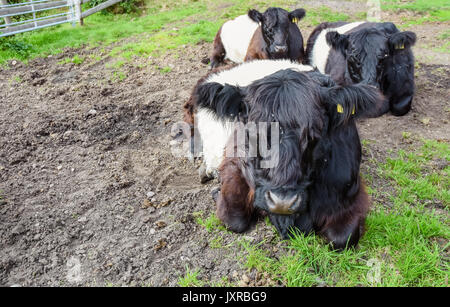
(305, 21, 416, 116)
(210, 7, 306, 68)
(184, 60, 387, 249)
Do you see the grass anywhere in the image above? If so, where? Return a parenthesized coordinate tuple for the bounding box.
(111, 70, 127, 82)
(178, 266, 204, 287)
(7, 75, 22, 85)
(238, 139, 449, 287)
(379, 139, 449, 209)
(382, 0, 450, 24)
(194, 211, 228, 233)
(304, 6, 350, 26)
(58, 54, 85, 65)
(434, 41, 450, 54)
(159, 66, 172, 74)
(435, 30, 450, 53)
(439, 30, 450, 40)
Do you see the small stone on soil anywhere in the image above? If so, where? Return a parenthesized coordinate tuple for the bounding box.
(154, 239, 167, 251)
(232, 270, 238, 279)
(420, 117, 431, 125)
(141, 199, 152, 209)
(242, 274, 250, 283)
(155, 220, 167, 229)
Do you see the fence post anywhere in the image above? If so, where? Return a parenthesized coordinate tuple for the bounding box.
(0, 0, 11, 27)
(74, 0, 83, 26)
(31, 0, 37, 28)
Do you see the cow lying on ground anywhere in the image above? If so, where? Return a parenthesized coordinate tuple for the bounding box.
(210, 7, 306, 68)
(184, 60, 387, 249)
(305, 21, 416, 116)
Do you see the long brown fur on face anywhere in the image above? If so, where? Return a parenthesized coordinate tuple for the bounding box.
(216, 155, 255, 233)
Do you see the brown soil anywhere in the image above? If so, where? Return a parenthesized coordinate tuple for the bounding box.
(0, 17, 449, 286)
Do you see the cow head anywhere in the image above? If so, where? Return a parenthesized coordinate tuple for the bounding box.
(244, 70, 324, 215)
(248, 7, 305, 58)
(326, 24, 416, 89)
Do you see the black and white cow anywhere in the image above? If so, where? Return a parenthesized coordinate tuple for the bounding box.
(183, 60, 387, 249)
(305, 21, 416, 116)
(185, 60, 314, 179)
(210, 8, 306, 68)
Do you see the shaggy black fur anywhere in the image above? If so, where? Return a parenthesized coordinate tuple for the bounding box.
(306, 22, 416, 116)
(194, 68, 385, 249)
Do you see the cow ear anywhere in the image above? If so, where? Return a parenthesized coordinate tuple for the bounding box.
(289, 8, 306, 23)
(325, 31, 349, 54)
(195, 82, 248, 120)
(321, 84, 388, 126)
(248, 9, 263, 23)
(389, 31, 416, 51)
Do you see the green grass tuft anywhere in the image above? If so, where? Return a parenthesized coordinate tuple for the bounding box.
(178, 266, 204, 287)
(194, 211, 227, 233)
(379, 139, 449, 209)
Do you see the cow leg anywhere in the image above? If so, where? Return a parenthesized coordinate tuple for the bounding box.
(216, 158, 254, 233)
(321, 183, 369, 250)
(210, 27, 226, 69)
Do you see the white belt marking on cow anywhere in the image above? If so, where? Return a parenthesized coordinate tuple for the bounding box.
(220, 15, 260, 63)
(206, 59, 313, 86)
(311, 22, 366, 73)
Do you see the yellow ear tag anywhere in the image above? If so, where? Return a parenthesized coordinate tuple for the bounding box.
(396, 43, 405, 50)
(337, 104, 344, 113)
(292, 17, 298, 23)
(352, 106, 356, 115)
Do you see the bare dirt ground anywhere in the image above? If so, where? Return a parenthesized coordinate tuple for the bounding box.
(0, 18, 449, 286)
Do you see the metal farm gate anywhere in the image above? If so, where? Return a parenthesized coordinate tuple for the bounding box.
(0, 0, 122, 37)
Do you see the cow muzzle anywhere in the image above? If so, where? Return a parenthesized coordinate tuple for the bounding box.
(264, 191, 302, 215)
(273, 45, 288, 53)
